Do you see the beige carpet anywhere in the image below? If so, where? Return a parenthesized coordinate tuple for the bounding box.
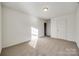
(1, 37, 79, 56)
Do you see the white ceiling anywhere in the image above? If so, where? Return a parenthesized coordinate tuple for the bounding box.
(2, 2, 78, 19)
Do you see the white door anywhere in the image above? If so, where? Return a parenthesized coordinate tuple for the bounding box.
(51, 19, 58, 38)
(56, 16, 67, 40)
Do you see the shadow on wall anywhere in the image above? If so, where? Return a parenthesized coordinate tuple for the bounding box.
(29, 27, 38, 48)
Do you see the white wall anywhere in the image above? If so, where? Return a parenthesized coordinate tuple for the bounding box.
(38, 19, 46, 37)
(75, 5, 79, 47)
(66, 14, 76, 41)
(51, 14, 75, 41)
(2, 6, 45, 48)
(0, 3, 2, 53)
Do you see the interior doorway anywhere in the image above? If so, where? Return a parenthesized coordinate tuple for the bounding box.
(44, 23, 47, 36)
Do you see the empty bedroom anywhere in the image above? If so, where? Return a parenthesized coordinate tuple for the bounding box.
(0, 2, 79, 56)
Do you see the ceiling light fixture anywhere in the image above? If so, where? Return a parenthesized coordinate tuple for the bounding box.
(43, 8, 48, 11)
